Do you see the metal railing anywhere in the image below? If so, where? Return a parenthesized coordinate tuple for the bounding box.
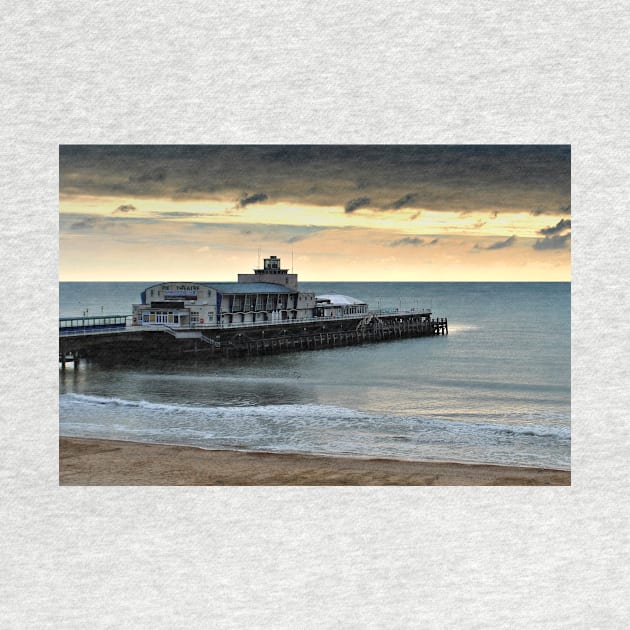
(60, 309, 433, 336)
(59, 324, 130, 336)
(158, 308, 432, 331)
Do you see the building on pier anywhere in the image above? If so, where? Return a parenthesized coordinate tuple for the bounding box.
(315, 294, 368, 318)
(131, 255, 324, 327)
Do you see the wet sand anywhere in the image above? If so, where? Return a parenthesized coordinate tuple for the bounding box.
(59, 437, 570, 486)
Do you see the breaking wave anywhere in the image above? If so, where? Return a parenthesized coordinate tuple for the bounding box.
(60, 393, 569, 441)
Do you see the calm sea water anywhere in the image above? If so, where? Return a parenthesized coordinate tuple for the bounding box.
(59, 282, 570, 469)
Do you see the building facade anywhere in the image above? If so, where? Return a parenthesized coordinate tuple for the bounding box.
(132, 256, 317, 327)
(131, 255, 369, 328)
(315, 294, 369, 318)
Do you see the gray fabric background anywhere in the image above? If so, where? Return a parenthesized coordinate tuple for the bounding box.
(2, 1, 628, 627)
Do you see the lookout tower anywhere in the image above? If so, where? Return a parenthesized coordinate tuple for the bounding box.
(262, 255, 282, 272)
(237, 254, 299, 290)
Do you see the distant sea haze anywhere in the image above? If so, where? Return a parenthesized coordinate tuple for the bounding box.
(59, 282, 570, 469)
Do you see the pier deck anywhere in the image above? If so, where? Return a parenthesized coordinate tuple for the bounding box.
(59, 311, 447, 365)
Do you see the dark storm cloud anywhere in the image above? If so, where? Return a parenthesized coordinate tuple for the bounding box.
(533, 233, 571, 250)
(237, 192, 268, 208)
(61, 213, 159, 233)
(59, 145, 570, 214)
(345, 197, 371, 213)
(60, 214, 329, 251)
(150, 211, 224, 219)
(180, 221, 328, 244)
(539, 218, 571, 236)
(486, 235, 517, 250)
(68, 216, 99, 230)
(113, 204, 136, 213)
(264, 146, 321, 165)
(150, 211, 198, 218)
(385, 193, 418, 210)
(389, 237, 425, 247)
(129, 168, 167, 183)
(531, 204, 571, 217)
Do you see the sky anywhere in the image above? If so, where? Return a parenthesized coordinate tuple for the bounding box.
(59, 145, 571, 281)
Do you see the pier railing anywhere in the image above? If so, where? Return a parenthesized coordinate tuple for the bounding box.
(143, 308, 432, 332)
(60, 309, 433, 336)
(59, 315, 131, 336)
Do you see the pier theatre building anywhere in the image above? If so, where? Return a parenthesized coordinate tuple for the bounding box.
(131, 256, 368, 328)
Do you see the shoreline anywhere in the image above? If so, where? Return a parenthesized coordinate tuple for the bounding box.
(59, 437, 571, 486)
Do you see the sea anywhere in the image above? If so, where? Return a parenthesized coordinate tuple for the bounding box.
(59, 282, 570, 470)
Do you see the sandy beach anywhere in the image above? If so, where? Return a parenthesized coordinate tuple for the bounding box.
(59, 437, 570, 486)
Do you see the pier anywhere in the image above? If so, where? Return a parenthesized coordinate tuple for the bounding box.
(60, 255, 448, 366)
(59, 311, 447, 366)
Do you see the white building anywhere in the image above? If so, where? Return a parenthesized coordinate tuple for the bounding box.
(132, 256, 316, 327)
(131, 255, 370, 328)
(315, 294, 369, 318)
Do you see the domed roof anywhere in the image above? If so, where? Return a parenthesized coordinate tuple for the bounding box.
(316, 293, 367, 306)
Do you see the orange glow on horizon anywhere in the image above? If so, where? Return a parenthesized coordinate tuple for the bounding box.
(60, 198, 570, 282)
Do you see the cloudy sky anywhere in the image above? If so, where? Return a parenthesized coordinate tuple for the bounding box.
(59, 145, 570, 281)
